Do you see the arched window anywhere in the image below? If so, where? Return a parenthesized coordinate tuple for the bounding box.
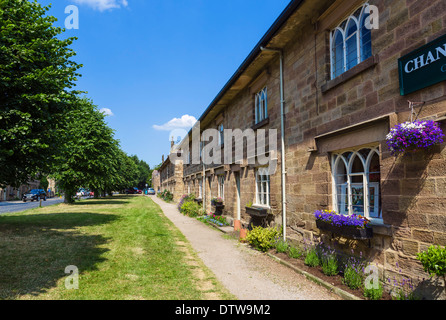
(330, 3, 372, 79)
(332, 147, 381, 220)
(255, 87, 268, 124)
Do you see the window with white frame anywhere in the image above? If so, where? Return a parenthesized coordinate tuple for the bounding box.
(217, 175, 224, 200)
(330, 3, 372, 79)
(255, 87, 268, 124)
(255, 167, 270, 207)
(332, 147, 381, 220)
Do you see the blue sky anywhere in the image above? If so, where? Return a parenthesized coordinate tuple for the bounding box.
(39, 0, 291, 168)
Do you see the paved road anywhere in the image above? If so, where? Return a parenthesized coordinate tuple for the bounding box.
(0, 197, 66, 215)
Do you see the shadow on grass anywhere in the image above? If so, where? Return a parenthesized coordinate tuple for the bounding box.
(72, 195, 137, 206)
(0, 212, 117, 299)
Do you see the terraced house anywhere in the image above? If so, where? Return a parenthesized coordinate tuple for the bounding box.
(158, 0, 446, 298)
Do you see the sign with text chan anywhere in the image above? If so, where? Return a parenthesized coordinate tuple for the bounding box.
(398, 33, 446, 96)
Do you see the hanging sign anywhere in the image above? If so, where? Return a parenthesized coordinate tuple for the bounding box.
(398, 33, 446, 96)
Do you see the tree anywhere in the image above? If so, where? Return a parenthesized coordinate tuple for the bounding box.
(0, 0, 82, 187)
(129, 155, 152, 189)
(52, 97, 118, 203)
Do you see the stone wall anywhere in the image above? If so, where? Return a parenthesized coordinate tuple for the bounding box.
(178, 0, 446, 298)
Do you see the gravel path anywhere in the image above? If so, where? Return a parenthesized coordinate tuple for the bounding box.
(150, 195, 341, 300)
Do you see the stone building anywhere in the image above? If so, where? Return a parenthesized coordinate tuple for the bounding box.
(151, 170, 161, 193)
(158, 143, 185, 203)
(0, 180, 41, 201)
(166, 0, 446, 298)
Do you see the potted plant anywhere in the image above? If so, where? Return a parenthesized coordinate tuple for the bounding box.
(386, 120, 444, 156)
(211, 197, 223, 206)
(314, 210, 373, 240)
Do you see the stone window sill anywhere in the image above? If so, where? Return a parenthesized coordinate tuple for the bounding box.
(252, 117, 269, 130)
(321, 55, 379, 94)
(368, 220, 392, 236)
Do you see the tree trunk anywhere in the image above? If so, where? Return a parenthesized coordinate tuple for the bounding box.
(64, 188, 75, 204)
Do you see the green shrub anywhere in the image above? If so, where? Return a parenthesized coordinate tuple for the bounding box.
(275, 240, 289, 254)
(363, 281, 383, 300)
(180, 201, 202, 217)
(245, 226, 279, 252)
(342, 252, 367, 290)
(320, 246, 338, 276)
(159, 189, 173, 202)
(417, 245, 446, 297)
(343, 266, 364, 290)
(417, 245, 446, 278)
(287, 245, 303, 259)
(304, 247, 320, 267)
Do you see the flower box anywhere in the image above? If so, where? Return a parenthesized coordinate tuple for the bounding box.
(245, 206, 268, 218)
(316, 220, 373, 240)
(314, 210, 373, 240)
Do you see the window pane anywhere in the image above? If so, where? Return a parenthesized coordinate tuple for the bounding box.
(351, 180, 364, 215)
(333, 30, 344, 78)
(335, 157, 347, 184)
(369, 152, 380, 182)
(351, 154, 364, 174)
(336, 184, 348, 215)
(368, 152, 381, 218)
(345, 19, 358, 70)
(360, 12, 372, 61)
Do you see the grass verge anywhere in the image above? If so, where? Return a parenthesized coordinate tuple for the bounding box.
(0, 195, 233, 300)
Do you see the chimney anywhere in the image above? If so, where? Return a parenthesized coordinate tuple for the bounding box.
(171, 136, 175, 148)
(162, 155, 164, 162)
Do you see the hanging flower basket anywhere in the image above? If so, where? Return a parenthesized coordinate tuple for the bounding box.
(314, 210, 373, 240)
(386, 120, 444, 156)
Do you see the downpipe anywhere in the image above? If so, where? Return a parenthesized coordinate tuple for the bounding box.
(260, 46, 287, 242)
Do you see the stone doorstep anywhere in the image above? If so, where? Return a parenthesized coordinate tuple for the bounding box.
(207, 221, 235, 234)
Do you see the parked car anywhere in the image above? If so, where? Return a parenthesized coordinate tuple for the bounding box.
(22, 189, 47, 202)
(124, 188, 137, 194)
(147, 188, 155, 195)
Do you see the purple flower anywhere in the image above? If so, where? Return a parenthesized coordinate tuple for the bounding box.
(386, 120, 444, 155)
(314, 210, 369, 229)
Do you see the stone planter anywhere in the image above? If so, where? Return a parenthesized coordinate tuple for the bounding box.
(245, 206, 268, 218)
(316, 220, 373, 240)
(212, 202, 224, 215)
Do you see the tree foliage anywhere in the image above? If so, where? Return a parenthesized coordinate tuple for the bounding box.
(1, 0, 148, 201)
(0, 0, 82, 187)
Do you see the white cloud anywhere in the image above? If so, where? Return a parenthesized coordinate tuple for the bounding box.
(72, 0, 129, 11)
(100, 108, 114, 116)
(153, 115, 197, 131)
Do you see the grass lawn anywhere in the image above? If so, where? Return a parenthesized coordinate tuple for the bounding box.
(0, 195, 233, 300)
